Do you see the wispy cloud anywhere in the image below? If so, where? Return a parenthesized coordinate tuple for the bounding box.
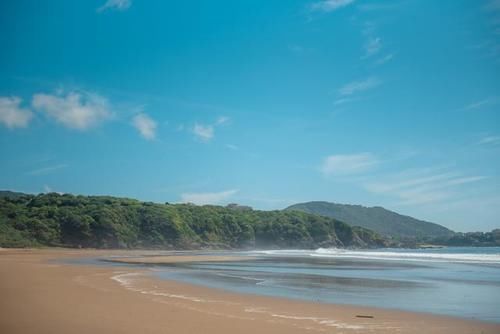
(375, 53, 394, 65)
(97, 0, 131, 13)
(192, 116, 230, 142)
(478, 135, 500, 145)
(132, 113, 157, 140)
(192, 123, 214, 142)
(225, 144, 239, 151)
(358, 2, 405, 11)
(319, 150, 490, 209)
(461, 97, 496, 111)
(363, 168, 487, 205)
(32, 91, 112, 130)
(288, 44, 315, 55)
(215, 116, 230, 125)
(338, 77, 381, 96)
(485, 0, 500, 11)
(321, 153, 378, 176)
(480, 2, 500, 60)
(360, 21, 393, 65)
(0, 96, 33, 129)
(333, 97, 356, 106)
(469, 39, 500, 58)
(310, 0, 355, 12)
(27, 164, 68, 176)
(289, 44, 304, 54)
(180, 189, 238, 205)
(364, 37, 382, 57)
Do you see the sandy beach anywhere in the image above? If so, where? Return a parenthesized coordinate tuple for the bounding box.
(0, 248, 498, 334)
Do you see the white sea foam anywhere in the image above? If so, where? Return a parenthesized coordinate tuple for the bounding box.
(110, 272, 141, 286)
(216, 272, 264, 282)
(110, 272, 207, 302)
(313, 248, 500, 263)
(244, 307, 364, 330)
(251, 248, 500, 264)
(111, 272, 373, 331)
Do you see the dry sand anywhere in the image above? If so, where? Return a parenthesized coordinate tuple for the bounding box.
(0, 248, 498, 334)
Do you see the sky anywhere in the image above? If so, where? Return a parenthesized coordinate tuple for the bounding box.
(0, 0, 499, 232)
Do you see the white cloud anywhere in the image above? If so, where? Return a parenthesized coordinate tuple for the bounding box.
(180, 189, 238, 205)
(321, 153, 378, 176)
(27, 164, 68, 176)
(132, 113, 157, 140)
(240, 196, 297, 208)
(0, 96, 33, 129)
(225, 144, 239, 150)
(364, 37, 382, 57)
(191, 116, 229, 142)
(338, 77, 381, 96)
(310, 0, 355, 12)
(216, 116, 230, 125)
(192, 123, 214, 142)
(32, 91, 112, 130)
(43, 184, 64, 195)
(97, 0, 131, 13)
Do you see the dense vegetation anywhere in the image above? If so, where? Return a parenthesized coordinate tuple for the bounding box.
(0, 192, 388, 249)
(433, 230, 500, 247)
(286, 201, 454, 240)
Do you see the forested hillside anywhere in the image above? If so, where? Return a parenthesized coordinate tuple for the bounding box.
(286, 201, 454, 240)
(0, 192, 387, 249)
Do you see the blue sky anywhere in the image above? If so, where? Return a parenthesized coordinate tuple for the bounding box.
(1, 0, 499, 232)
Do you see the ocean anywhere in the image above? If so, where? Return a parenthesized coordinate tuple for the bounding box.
(151, 247, 500, 323)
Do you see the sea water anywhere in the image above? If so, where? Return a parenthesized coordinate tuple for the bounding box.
(153, 247, 500, 323)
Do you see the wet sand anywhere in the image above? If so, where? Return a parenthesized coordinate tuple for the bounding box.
(0, 248, 498, 334)
(109, 254, 257, 264)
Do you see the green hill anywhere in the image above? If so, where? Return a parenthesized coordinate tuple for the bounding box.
(0, 192, 387, 249)
(286, 201, 454, 240)
(0, 190, 26, 199)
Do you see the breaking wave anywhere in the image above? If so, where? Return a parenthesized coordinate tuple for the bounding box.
(252, 248, 500, 264)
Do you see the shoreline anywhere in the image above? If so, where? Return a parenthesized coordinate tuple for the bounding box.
(107, 254, 258, 264)
(106, 251, 500, 325)
(1, 248, 499, 334)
